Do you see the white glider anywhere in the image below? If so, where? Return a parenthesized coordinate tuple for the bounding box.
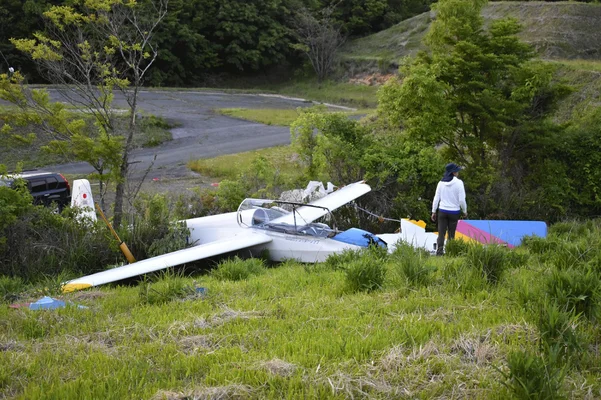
(61, 178, 547, 293)
(62, 180, 386, 292)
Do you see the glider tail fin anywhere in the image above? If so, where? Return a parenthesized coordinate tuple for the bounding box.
(70, 179, 97, 222)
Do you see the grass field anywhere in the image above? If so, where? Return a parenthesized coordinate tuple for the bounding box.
(214, 108, 375, 127)
(187, 146, 298, 181)
(2, 222, 601, 399)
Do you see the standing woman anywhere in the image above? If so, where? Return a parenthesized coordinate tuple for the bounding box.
(431, 163, 467, 255)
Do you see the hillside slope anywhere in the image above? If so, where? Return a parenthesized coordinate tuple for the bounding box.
(341, 2, 601, 65)
(340, 1, 601, 122)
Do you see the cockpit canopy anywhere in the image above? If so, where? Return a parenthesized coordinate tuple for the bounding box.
(237, 198, 338, 238)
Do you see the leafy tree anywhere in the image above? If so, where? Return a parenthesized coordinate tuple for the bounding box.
(0, 0, 62, 81)
(3, 0, 168, 228)
(378, 0, 568, 220)
(290, 106, 370, 182)
(147, 0, 220, 86)
(562, 107, 601, 218)
(0, 73, 123, 210)
(149, 0, 297, 85)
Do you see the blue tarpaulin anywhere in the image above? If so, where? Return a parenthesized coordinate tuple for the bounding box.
(332, 228, 387, 248)
(29, 296, 87, 310)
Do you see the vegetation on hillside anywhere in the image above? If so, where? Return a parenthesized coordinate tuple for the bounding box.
(339, 1, 601, 70)
(0, 0, 434, 86)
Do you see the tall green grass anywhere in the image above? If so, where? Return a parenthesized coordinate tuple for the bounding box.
(2, 220, 601, 399)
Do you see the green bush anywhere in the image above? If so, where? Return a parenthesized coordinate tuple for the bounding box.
(444, 238, 470, 257)
(211, 257, 265, 281)
(391, 241, 435, 286)
(138, 270, 196, 305)
(325, 248, 363, 271)
(0, 276, 26, 303)
(344, 257, 386, 293)
(465, 244, 511, 284)
(0, 184, 33, 231)
(503, 349, 566, 400)
(120, 193, 190, 260)
(0, 206, 120, 281)
(536, 301, 583, 363)
(214, 179, 247, 212)
(139, 115, 174, 147)
(545, 267, 600, 320)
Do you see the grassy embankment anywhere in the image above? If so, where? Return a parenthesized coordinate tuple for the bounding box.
(2, 222, 601, 398)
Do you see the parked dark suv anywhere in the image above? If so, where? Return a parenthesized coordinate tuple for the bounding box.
(0, 171, 71, 210)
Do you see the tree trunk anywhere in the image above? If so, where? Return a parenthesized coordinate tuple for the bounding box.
(112, 86, 139, 229)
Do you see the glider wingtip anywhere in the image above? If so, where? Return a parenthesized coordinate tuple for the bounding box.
(62, 282, 93, 293)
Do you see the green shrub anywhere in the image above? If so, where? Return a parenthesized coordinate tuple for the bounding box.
(325, 248, 363, 271)
(391, 241, 435, 286)
(344, 257, 386, 293)
(120, 193, 190, 260)
(214, 179, 247, 212)
(522, 236, 557, 255)
(0, 276, 26, 303)
(545, 267, 600, 320)
(211, 257, 265, 281)
(0, 184, 33, 231)
(139, 115, 174, 147)
(536, 301, 583, 363)
(549, 241, 594, 270)
(503, 349, 566, 400)
(0, 206, 120, 281)
(465, 244, 511, 284)
(444, 238, 470, 257)
(138, 270, 196, 305)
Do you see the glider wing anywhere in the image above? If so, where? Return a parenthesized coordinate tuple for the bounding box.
(62, 232, 272, 292)
(273, 180, 371, 225)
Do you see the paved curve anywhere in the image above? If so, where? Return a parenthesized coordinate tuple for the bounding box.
(45, 90, 328, 180)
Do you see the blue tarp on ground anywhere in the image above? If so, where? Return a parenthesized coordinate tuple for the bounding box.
(333, 228, 387, 248)
(28, 296, 88, 310)
(29, 296, 66, 310)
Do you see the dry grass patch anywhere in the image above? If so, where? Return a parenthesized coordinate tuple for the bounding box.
(322, 371, 405, 398)
(176, 335, 219, 355)
(0, 339, 23, 352)
(34, 333, 119, 356)
(450, 332, 499, 365)
(68, 290, 109, 301)
(152, 385, 254, 400)
(260, 358, 297, 377)
(379, 340, 444, 372)
(194, 306, 264, 328)
(495, 323, 538, 344)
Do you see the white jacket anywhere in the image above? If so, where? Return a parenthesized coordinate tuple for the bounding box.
(431, 177, 467, 214)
